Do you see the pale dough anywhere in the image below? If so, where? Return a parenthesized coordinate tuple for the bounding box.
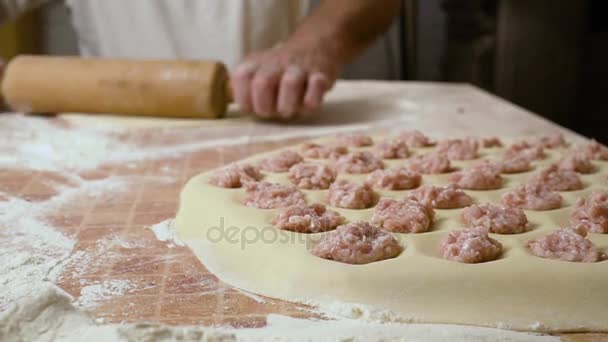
(175, 135, 608, 333)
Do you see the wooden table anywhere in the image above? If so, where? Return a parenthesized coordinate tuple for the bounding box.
(0, 81, 604, 341)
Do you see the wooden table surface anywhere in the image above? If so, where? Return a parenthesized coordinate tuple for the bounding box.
(0, 81, 605, 341)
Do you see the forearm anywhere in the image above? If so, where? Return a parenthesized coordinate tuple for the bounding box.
(0, 0, 48, 25)
(284, 0, 401, 64)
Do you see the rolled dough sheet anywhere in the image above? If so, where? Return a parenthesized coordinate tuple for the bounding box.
(175, 134, 608, 333)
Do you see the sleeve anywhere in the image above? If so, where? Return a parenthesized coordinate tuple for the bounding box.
(0, 0, 49, 24)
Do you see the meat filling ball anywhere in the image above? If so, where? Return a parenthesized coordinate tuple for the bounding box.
(371, 198, 434, 233)
(529, 133, 568, 149)
(326, 180, 377, 209)
(570, 191, 608, 234)
(436, 139, 479, 160)
(501, 183, 562, 211)
(259, 150, 304, 172)
(312, 221, 402, 264)
(558, 153, 595, 174)
(208, 163, 262, 188)
(373, 139, 410, 159)
(573, 139, 608, 161)
(462, 204, 528, 234)
(528, 226, 605, 263)
(504, 142, 545, 161)
(397, 130, 434, 147)
(410, 184, 474, 209)
(440, 227, 503, 263)
(287, 163, 336, 190)
(333, 151, 384, 174)
(406, 153, 452, 174)
(366, 167, 421, 191)
(338, 133, 373, 147)
(499, 155, 533, 174)
(301, 142, 348, 159)
(244, 182, 306, 209)
(272, 204, 344, 233)
(448, 163, 503, 190)
(468, 136, 502, 148)
(529, 165, 583, 191)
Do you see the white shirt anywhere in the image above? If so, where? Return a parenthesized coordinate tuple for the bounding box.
(1, 0, 398, 78)
(2, 0, 309, 68)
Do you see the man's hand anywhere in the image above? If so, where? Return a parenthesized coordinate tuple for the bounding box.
(231, 0, 401, 120)
(231, 43, 339, 120)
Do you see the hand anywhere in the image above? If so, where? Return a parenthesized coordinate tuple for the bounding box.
(231, 43, 340, 120)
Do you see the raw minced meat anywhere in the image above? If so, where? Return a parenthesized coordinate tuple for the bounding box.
(272, 204, 344, 233)
(558, 153, 595, 174)
(406, 153, 452, 174)
(448, 162, 503, 190)
(468, 136, 502, 148)
(371, 198, 434, 233)
(396, 130, 434, 147)
(326, 180, 377, 209)
(301, 142, 348, 159)
(503, 142, 545, 161)
(529, 133, 568, 149)
(333, 151, 384, 174)
(366, 167, 421, 190)
(287, 163, 336, 190)
(499, 155, 533, 174)
(259, 150, 304, 172)
(569, 191, 608, 234)
(461, 204, 528, 234)
(529, 165, 583, 191)
(409, 184, 473, 209)
(244, 182, 306, 209)
(208, 163, 262, 188)
(436, 138, 479, 160)
(373, 139, 410, 159)
(312, 221, 402, 264)
(501, 183, 562, 211)
(527, 226, 605, 262)
(573, 139, 608, 161)
(337, 133, 373, 147)
(440, 227, 503, 263)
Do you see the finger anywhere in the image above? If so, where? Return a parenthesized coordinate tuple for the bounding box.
(230, 62, 257, 113)
(251, 66, 282, 118)
(277, 67, 306, 119)
(303, 72, 330, 112)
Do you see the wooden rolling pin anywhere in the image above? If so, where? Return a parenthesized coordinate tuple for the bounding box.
(0, 55, 232, 118)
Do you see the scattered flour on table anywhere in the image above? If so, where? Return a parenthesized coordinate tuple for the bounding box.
(0, 196, 75, 311)
(147, 219, 184, 247)
(0, 285, 560, 342)
(0, 176, 130, 310)
(77, 280, 134, 309)
(0, 113, 419, 172)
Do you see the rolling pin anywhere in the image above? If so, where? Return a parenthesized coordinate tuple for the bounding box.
(0, 55, 232, 118)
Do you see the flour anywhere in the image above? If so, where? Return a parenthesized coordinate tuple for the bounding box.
(0, 285, 559, 342)
(77, 280, 134, 309)
(0, 112, 416, 173)
(0, 196, 75, 310)
(0, 176, 130, 310)
(148, 219, 185, 247)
